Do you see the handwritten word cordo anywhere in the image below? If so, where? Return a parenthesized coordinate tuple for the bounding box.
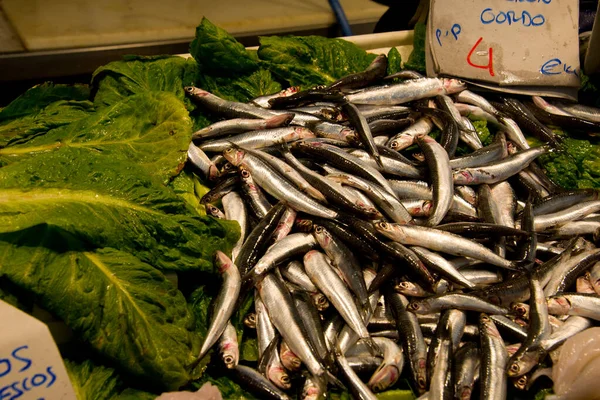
(480, 8, 545, 27)
(540, 58, 579, 76)
(0, 345, 57, 400)
(435, 24, 462, 46)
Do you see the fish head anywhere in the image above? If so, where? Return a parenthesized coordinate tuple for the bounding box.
(510, 302, 529, 318)
(457, 386, 473, 400)
(512, 375, 528, 390)
(389, 134, 414, 151)
(266, 113, 295, 128)
(443, 78, 467, 94)
(184, 86, 209, 97)
(415, 358, 428, 393)
(220, 342, 239, 369)
(311, 293, 330, 311)
(205, 204, 222, 217)
(373, 221, 405, 241)
(407, 300, 429, 313)
(214, 251, 234, 273)
(267, 365, 292, 390)
(368, 365, 400, 393)
(301, 377, 324, 400)
(479, 314, 502, 338)
(434, 279, 450, 294)
(243, 312, 257, 329)
(222, 146, 245, 166)
(280, 343, 302, 371)
(453, 170, 475, 185)
(507, 348, 541, 377)
(394, 281, 421, 296)
(294, 127, 316, 140)
(312, 225, 331, 247)
(546, 296, 571, 314)
(239, 166, 253, 184)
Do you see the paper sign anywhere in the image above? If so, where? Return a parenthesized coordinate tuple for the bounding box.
(428, 0, 580, 88)
(0, 300, 77, 400)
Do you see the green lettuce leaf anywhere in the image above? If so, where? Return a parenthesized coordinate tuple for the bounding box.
(0, 100, 94, 150)
(196, 68, 282, 103)
(65, 360, 157, 399)
(91, 56, 199, 109)
(0, 228, 201, 391)
(404, 22, 426, 73)
(0, 92, 192, 183)
(0, 82, 90, 124)
(257, 35, 377, 89)
(539, 136, 600, 189)
(190, 18, 258, 75)
(0, 148, 238, 272)
(170, 169, 207, 216)
(386, 47, 403, 76)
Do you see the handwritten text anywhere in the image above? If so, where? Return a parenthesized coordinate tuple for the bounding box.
(480, 8, 545, 26)
(0, 345, 57, 400)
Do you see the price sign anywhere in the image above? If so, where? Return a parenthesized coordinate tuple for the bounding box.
(427, 0, 580, 88)
(0, 300, 76, 400)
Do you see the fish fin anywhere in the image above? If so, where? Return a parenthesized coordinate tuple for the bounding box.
(364, 336, 382, 357)
(258, 335, 279, 374)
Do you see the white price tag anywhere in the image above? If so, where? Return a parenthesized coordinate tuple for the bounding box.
(427, 0, 580, 88)
(0, 300, 77, 400)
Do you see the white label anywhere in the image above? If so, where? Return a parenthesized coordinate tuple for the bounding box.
(428, 0, 580, 87)
(0, 300, 77, 400)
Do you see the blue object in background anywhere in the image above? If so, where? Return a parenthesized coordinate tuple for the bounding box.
(328, 0, 354, 36)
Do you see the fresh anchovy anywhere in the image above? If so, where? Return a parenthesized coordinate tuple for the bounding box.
(327, 171, 413, 224)
(546, 293, 600, 321)
(308, 121, 356, 142)
(408, 293, 508, 315)
(239, 167, 271, 219)
(255, 294, 276, 359)
(411, 246, 475, 289)
(313, 224, 369, 306)
(186, 86, 280, 119)
(479, 314, 508, 400)
(301, 376, 324, 400)
(222, 191, 247, 261)
(429, 337, 453, 400)
(218, 321, 239, 369)
(272, 207, 297, 243)
(335, 346, 378, 400)
(347, 356, 383, 374)
(458, 116, 484, 150)
(230, 364, 291, 400)
(549, 220, 600, 238)
(384, 70, 424, 80)
(357, 104, 412, 122)
(224, 146, 338, 219)
(257, 273, 330, 381)
(455, 185, 478, 206)
(531, 96, 573, 117)
(388, 180, 431, 200)
(388, 117, 434, 151)
(282, 148, 381, 219)
(449, 140, 505, 170)
(329, 54, 387, 91)
(188, 143, 219, 180)
(455, 103, 501, 126)
(554, 101, 600, 123)
(236, 202, 287, 275)
(200, 175, 239, 204)
(533, 189, 599, 216)
(252, 86, 300, 108)
(341, 102, 383, 167)
(375, 222, 521, 270)
(206, 203, 225, 219)
(348, 149, 425, 179)
(196, 251, 241, 363)
(462, 269, 503, 286)
(292, 104, 343, 121)
(268, 87, 345, 109)
(577, 274, 596, 293)
(290, 287, 330, 363)
(543, 248, 600, 296)
(192, 114, 294, 140)
(417, 135, 453, 226)
(251, 232, 318, 280)
(385, 291, 427, 393)
(280, 260, 318, 293)
(368, 118, 413, 135)
(534, 200, 600, 231)
(293, 140, 396, 197)
(455, 90, 499, 116)
(367, 337, 404, 392)
(590, 262, 600, 295)
(500, 116, 530, 150)
(454, 342, 480, 400)
(346, 78, 466, 105)
(507, 273, 550, 378)
(394, 280, 432, 297)
(453, 145, 549, 185)
(264, 339, 292, 390)
(248, 148, 326, 202)
(435, 222, 526, 238)
(304, 250, 372, 343)
(200, 126, 315, 152)
(539, 316, 592, 351)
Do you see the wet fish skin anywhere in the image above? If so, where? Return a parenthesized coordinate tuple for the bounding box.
(417, 135, 453, 227)
(479, 314, 508, 400)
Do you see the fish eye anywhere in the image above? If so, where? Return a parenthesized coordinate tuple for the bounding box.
(377, 222, 389, 230)
(418, 378, 426, 389)
(315, 226, 323, 234)
(224, 355, 234, 365)
(408, 302, 419, 310)
(510, 363, 520, 373)
(240, 169, 250, 178)
(184, 86, 194, 93)
(280, 375, 290, 384)
(390, 141, 400, 150)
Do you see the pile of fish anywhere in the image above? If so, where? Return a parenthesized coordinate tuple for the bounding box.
(183, 54, 600, 400)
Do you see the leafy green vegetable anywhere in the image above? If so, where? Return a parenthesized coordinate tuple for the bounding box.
(240, 337, 258, 362)
(376, 390, 415, 400)
(0, 227, 201, 390)
(66, 360, 156, 399)
(170, 169, 207, 216)
(539, 137, 600, 189)
(190, 18, 258, 75)
(0, 92, 192, 183)
(196, 68, 282, 103)
(0, 83, 90, 124)
(386, 47, 403, 76)
(258, 35, 377, 89)
(474, 120, 493, 146)
(534, 388, 553, 400)
(0, 148, 238, 272)
(0, 100, 94, 150)
(91, 56, 199, 109)
(404, 22, 426, 73)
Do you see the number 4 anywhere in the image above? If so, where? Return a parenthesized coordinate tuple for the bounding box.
(466, 37, 495, 77)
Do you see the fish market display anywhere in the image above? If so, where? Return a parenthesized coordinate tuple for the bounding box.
(184, 42, 600, 399)
(3, 17, 600, 400)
